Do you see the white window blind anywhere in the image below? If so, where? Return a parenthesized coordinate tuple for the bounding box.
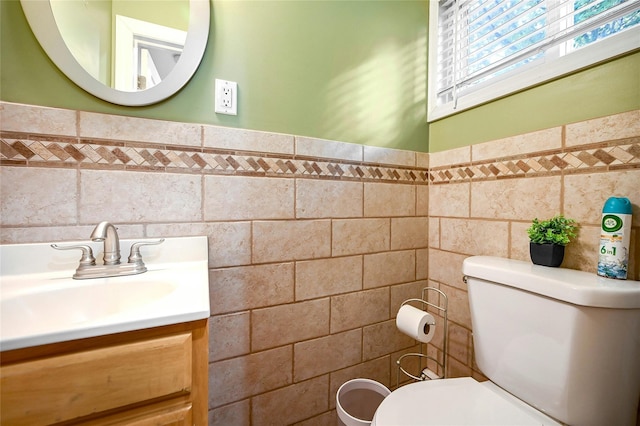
(428, 0, 640, 121)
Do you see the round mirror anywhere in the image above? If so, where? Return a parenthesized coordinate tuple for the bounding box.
(20, 0, 210, 106)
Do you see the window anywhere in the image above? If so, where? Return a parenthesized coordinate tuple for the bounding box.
(428, 0, 640, 121)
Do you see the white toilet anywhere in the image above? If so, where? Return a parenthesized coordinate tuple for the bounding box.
(373, 256, 640, 426)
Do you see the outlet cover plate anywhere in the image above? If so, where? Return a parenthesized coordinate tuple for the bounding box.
(215, 79, 238, 115)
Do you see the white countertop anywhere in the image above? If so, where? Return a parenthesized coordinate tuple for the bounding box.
(0, 236, 210, 351)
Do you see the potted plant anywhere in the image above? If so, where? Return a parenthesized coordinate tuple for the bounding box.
(527, 215, 578, 267)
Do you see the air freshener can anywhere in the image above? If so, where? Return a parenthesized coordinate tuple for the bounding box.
(597, 197, 632, 280)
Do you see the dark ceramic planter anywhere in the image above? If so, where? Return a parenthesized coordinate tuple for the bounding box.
(530, 242, 565, 267)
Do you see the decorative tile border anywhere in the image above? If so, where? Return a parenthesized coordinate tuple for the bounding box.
(2, 134, 638, 185)
(0, 133, 430, 184)
(429, 138, 640, 184)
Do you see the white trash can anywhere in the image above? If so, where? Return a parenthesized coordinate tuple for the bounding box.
(336, 378, 391, 426)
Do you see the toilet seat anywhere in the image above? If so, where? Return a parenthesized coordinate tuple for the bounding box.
(372, 377, 561, 426)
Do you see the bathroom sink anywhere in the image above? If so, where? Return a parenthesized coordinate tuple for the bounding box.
(0, 236, 210, 351)
(2, 275, 177, 336)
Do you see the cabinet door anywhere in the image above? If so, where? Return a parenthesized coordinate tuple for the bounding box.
(81, 402, 193, 426)
(0, 333, 192, 426)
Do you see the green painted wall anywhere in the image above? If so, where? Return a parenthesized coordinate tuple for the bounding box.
(429, 51, 640, 152)
(2, 0, 638, 154)
(0, 0, 429, 153)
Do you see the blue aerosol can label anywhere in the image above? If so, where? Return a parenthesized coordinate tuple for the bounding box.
(597, 197, 632, 280)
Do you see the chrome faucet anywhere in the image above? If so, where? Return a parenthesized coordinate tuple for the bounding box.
(90, 221, 121, 265)
(51, 222, 164, 279)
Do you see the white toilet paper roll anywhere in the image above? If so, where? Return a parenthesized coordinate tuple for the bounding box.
(396, 304, 436, 343)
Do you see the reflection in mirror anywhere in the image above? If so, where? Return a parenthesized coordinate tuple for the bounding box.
(114, 15, 186, 91)
(50, 0, 188, 92)
(49, 0, 111, 86)
(20, 0, 209, 106)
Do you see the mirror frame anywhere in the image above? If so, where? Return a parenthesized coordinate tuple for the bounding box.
(20, 0, 210, 106)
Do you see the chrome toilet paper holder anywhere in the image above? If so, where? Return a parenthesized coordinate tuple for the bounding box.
(396, 286, 449, 387)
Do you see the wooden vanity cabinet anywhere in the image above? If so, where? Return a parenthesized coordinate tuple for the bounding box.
(0, 319, 208, 426)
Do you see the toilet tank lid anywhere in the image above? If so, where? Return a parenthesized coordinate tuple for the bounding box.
(462, 256, 640, 309)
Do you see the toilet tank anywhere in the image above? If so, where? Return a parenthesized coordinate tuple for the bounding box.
(462, 256, 640, 426)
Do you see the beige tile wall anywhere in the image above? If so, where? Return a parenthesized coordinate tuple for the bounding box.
(1, 102, 638, 425)
(427, 109, 640, 380)
(0, 102, 427, 425)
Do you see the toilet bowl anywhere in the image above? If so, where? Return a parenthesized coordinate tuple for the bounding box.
(372, 377, 560, 425)
(372, 256, 640, 426)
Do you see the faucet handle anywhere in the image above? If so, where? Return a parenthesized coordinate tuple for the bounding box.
(51, 244, 96, 267)
(127, 239, 165, 266)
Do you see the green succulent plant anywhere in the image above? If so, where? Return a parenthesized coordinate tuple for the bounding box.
(527, 215, 578, 246)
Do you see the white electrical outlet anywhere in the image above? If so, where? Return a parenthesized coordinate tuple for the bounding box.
(215, 79, 238, 115)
